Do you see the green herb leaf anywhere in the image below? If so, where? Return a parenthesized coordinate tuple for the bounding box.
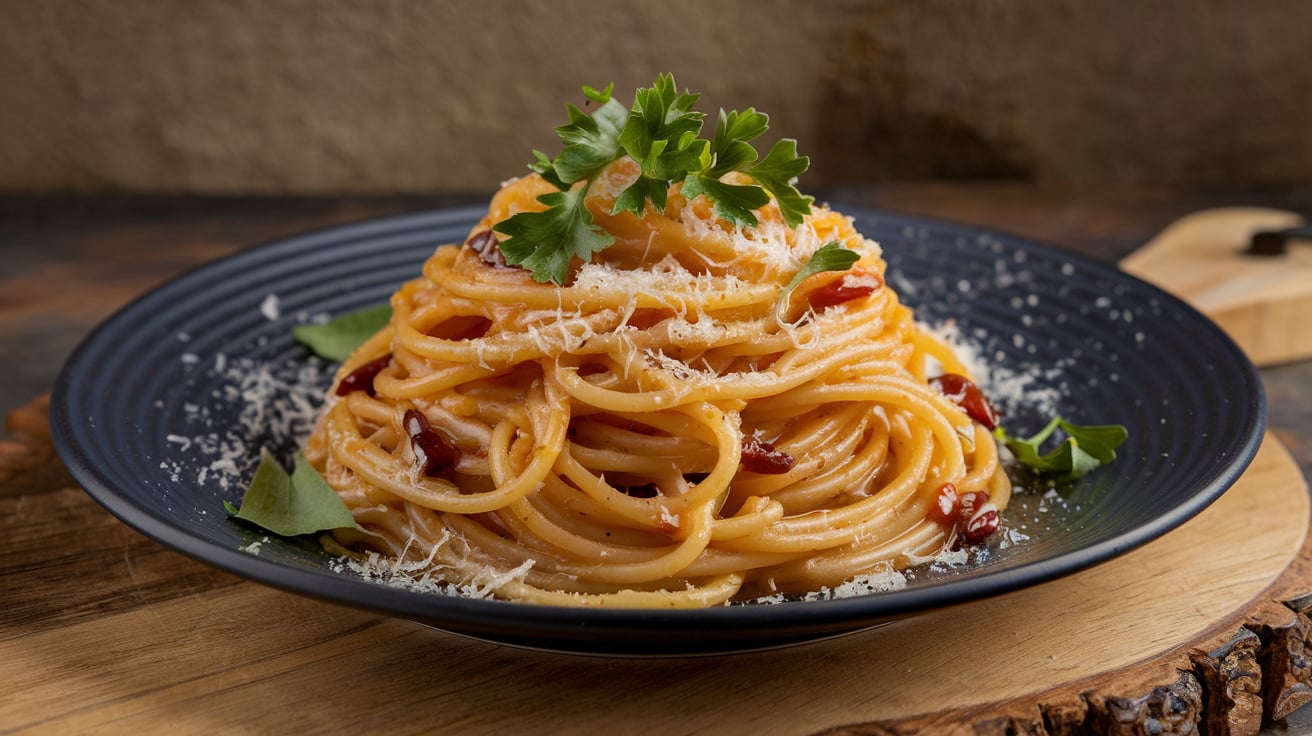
(499, 74, 819, 282)
(612, 175, 670, 218)
(745, 139, 814, 228)
(994, 417, 1129, 479)
(551, 96, 629, 184)
(774, 241, 860, 322)
(225, 449, 357, 536)
(618, 72, 705, 179)
(582, 82, 613, 104)
(681, 173, 771, 228)
(493, 187, 614, 284)
(706, 108, 768, 176)
(614, 74, 708, 216)
(529, 149, 567, 190)
(292, 304, 392, 362)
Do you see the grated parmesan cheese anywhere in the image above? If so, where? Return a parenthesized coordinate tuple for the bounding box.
(919, 320, 1063, 418)
(259, 293, 281, 321)
(172, 344, 331, 491)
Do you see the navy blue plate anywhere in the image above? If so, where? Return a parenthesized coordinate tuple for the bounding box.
(50, 206, 1265, 655)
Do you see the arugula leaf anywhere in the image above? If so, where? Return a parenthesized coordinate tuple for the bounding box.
(292, 304, 392, 362)
(497, 74, 820, 282)
(224, 449, 357, 536)
(493, 187, 614, 284)
(774, 241, 860, 322)
(994, 417, 1129, 479)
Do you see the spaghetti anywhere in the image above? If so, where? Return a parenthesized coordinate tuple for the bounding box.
(305, 160, 1009, 609)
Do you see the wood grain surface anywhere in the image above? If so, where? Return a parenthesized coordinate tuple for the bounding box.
(0, 400, 1305, 735)
(2, 409, 1301, 729)
(1121, 207, 1312, 367)
(3, 191, 1311, 735)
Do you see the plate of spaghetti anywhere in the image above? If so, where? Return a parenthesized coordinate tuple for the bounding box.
(51, 77, 1264, 654)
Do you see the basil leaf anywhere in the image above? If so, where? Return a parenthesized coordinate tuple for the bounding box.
(225, 449, 357, 536)
(293, 304, 392, 362)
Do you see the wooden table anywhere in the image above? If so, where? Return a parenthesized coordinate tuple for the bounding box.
(3, 187, 1311, 735)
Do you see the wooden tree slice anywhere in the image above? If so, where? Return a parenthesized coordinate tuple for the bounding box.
(2, 387, 1305, 734)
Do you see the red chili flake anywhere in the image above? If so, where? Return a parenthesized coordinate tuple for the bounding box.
(928, 483, 960, 526)
(957, 491, 989, 525)
(741, 435, 795, 474)
(403, 409, 460, 478)
(806, 272, 883, 310)
(929, 373, 1001, 430)
(335, 353, 392, 397)
(962, 505, 1000, 544)
(466, 229, 510, 269)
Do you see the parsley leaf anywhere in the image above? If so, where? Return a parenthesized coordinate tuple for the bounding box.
(994, 417, 1129, 479)
(292, 304, 392, 362)
(493, 187, 614, 284)
(551, 96, 629, 184)
(745, 139, 814, 228)
(774, 241, 860, 322)
(681, 173, 771, 228)
(496, 74, 820, 282)
(707, 108, 769, 176)
(224, 449, 357, 537)
(614, 73, 707, 216)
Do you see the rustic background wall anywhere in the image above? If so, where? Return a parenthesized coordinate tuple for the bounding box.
(1, 0, 1308, 194)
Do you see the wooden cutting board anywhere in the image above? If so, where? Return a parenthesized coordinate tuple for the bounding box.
(1121, 207, 1312, 367)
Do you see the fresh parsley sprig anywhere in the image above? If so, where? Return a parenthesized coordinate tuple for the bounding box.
(494, 84, 629, 284)
(613, 76, 707, 217)
(493, 73, 815, 284)
(994, 416, 1129, 479)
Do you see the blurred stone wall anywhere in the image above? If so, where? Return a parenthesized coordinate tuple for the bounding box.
(1, 0, 1308, 194)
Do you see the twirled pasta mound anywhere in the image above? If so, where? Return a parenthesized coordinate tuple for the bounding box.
(306, 159, 1009, 607)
